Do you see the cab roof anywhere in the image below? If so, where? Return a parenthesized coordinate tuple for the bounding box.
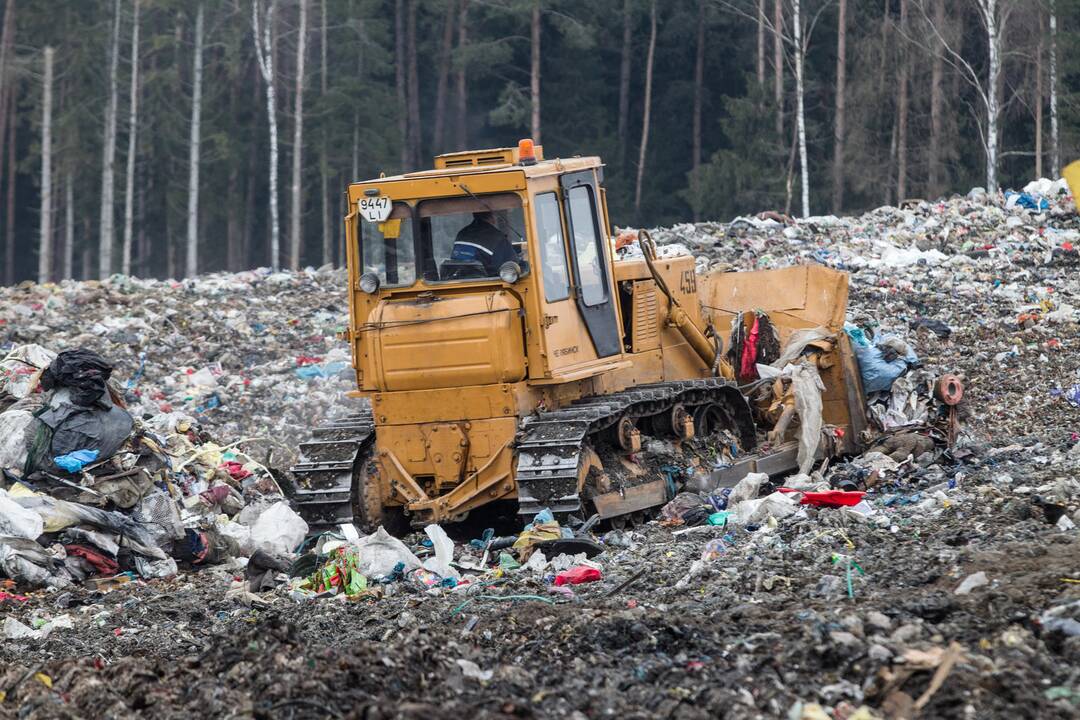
(350, 145, 603, 188)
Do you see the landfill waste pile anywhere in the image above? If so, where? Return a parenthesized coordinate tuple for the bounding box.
(3, 180, 1080, 719)
(0, 269, 355, 468)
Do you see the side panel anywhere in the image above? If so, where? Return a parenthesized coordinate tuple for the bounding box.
(365, 291, 527, 391)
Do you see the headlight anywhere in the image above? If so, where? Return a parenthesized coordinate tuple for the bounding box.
(359, 272, 380, 294)
(499, 261, 522, 284)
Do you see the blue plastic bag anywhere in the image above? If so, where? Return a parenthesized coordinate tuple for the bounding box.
(845, 324, 918, 393)
(53, 449, 100, 473)
(1005, 191, 1050, 211)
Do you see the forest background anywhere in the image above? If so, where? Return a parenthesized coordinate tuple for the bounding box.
(0, 0, 1077, 283)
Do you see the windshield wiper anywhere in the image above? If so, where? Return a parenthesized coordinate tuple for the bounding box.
(456, 183, 525, 243)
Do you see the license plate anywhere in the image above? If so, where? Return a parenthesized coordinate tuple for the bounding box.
(358, 196, 392, 222)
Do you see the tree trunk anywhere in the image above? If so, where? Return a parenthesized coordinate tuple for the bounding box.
(289, 0, 307, 271)
(793, 0, 809, 218)
(756, 0, 764, 87)
(186, 2, 204, 278)
(251, 0, 278, 269)
(454, 0, 469, 149)
(1036, 14, 1043, 180)
(38, 46, 54, 284)
(63, 166, 74, 280)
(227, 165, 242, 271)
(984, 0, 999, 193)
(0, 0, 16, 160)
(896, 0, 908, 201)
(406, 0, 420, 167)
(530, 0, 541, 143)
(253, 0, 280, 270)
(617, 0, 632, 159)
(773, 0, 783, 139)
(99, 0, 122, 278)
(1049, 0, 1059, 177)
(692, 0, 705, 171)
(831, 0, 846, 213)
(122, 0, 140, 276)
(928, 0, 944, 197)
(320, 0, 331, 266)
(4, 102, 14, 286)
(432, 0, 455, 153)
(395, 0, 407, 168)
(633, 0, 657, 219)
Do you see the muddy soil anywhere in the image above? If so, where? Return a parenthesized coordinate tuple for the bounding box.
(3, 448, 1079, 719)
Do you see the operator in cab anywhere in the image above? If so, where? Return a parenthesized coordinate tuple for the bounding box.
(450, 210, 517, 276)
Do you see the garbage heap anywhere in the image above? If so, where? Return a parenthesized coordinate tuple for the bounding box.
(0, 345, 308, 599)
(0, 268, 355, 468)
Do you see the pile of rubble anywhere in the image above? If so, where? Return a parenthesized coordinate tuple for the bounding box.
(3, 179, 1080, 718)
(0, 345, 309, 610)
(0, 269, 356, 467)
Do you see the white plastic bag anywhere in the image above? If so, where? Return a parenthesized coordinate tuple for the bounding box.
(422, 524, 459, 579)
(0, 488, 44, 539)
(249, 501, 308, 555)
(353, 526, 421, 578)
(0, 409, 35, 471)
(729, 472, 768, 506)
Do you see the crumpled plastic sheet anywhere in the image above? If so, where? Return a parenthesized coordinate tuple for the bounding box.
(790, 364, 826, 476)
(350, 526, 421, 579)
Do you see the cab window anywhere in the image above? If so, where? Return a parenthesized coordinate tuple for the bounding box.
(566, 185, 608, 307)
(417, 193, 526, 282)
(534, 193, 570, 302)
(359, 202, 415, 287)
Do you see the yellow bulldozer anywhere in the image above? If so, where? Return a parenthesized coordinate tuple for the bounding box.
(291, 140, 870, 533)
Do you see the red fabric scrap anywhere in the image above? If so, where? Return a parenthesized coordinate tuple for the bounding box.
(200, 484, 233, 504)
(554, 566, 602, 586)
(778, 489, 866, 507)
(220, 461, 252, 481)
(64, 545, 120, 576)
(739, 316, 760, 381)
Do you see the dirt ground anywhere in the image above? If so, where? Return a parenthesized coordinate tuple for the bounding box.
(3, 445, 1080, 719)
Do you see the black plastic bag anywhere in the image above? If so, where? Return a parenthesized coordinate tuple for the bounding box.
(40, 349, 114, 407)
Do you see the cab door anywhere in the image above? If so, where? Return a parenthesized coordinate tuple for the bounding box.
(561, 171, 621, 358)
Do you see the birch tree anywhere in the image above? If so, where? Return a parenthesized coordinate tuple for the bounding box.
(99, 0, 122, 278)
(792, 0, 808, 217)
(253, 0, 280, 271)
(289, 0, 307, 271)
(186, 2, 203, 278)
(912, 0, 1018, 193)
(38, 46, 53, 284)
(633, 0, 656, 219)
(122, 0, 140, 276)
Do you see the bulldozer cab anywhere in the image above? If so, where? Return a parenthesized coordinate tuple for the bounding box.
(344, 141, 625, 393)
